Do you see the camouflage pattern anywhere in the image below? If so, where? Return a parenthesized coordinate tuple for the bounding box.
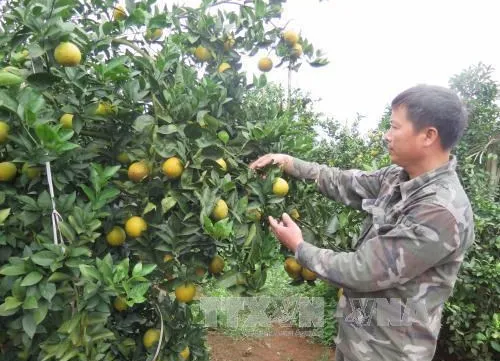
(290, 155, 475, 361)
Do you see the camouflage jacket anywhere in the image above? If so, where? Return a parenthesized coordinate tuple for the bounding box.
(291, 155, 474, 361)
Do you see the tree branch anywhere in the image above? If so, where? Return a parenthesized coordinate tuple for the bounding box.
(111, 37, 153, 61)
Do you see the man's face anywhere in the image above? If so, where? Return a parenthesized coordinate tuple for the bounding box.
(384, 106, 424, 167)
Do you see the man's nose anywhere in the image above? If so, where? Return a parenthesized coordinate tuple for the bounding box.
(383, 132, 391, 148)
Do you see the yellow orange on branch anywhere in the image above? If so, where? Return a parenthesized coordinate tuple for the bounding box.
(106, 226, 126, 246)
(282, 30, 299, 46)
(258, 57, 273, 72)
(0, 121, 9, 143)
(175, 283, 196, 303)
(128, 161, 149, 182)
(194, 46, 211, 62)
(113, 5, 127, 21)
(54, 42, 81, 67)
(125, 216, 147, 238)
(59, 113, 73, 129)
(143, 329, 160, 348)
(211, 199, 228, 220)
(0, 162, 17, 182)
(272, 177, 289, 197)
(208, 255, 225, 275)
(162, 157, 184, 179)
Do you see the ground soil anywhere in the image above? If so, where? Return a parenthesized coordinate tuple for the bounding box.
(206, 323, 459, 361)
(207, 323, 335, 361)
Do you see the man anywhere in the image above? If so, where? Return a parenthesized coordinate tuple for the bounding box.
(249, 85, 474, 361)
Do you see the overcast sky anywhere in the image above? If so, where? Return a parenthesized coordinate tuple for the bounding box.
(174, 0, 500, 133)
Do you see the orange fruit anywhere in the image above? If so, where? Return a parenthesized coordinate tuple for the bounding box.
(284, 257, 302, 280)
(113, 296, 128, 312)
(106, 226, 126, 246)
(0, 162, 17, 182)
(258, 57, 273, 72)
(283, 30, 299, 46)
(272, 177, 289, 197)
(125, 216, 147, 238)
(0, 121, 9, 143)
(143, 328, 160, 348)
(128, 161, 149, 182)
(175, 283, 196, 303)
(54, 42, 81, 67)
(301, 267, 317, 281)
(162, 157, 184, 179)
(211, 199, 228, 220)
(208, 255, 224, 274)
(194, 46, 211, 62)
(60, 113, 73, 129)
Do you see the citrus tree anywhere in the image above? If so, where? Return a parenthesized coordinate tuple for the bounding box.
(0, 0, 328, 359)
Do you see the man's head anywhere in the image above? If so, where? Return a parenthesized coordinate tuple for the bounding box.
(384, 84, 468, 168)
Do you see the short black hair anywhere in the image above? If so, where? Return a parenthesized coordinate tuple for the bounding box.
(391, 84, 468, 150)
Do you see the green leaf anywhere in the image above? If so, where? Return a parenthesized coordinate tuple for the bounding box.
(0, 263, 27, 276)
(59, 350, 79, 361)
(0, 208, 10, 224)
(27, 43, 45, 58)
(17, 195, 38, 208)
(70, 247, 91, 258)
(23, 295, 38, 309)
(35, 123, 58, 145)
(142, 202, 156, 215)
(34, 301, 48, 324)
(255, 0, 266, 17)
(184, 123, 202, 139)
(201, 145, 224, 159)
(59, 221, 76, 243)
(20, 211, 40, 226)
(2, 296, 23, 310)
(133, 115, 155, 132)
(22, 312, 37, 338)
(79, 265, 101, 281)
(161, 196, 177, 214)
(132, 262, 142, 277)
(0, 89, 19, 113)
(39, 282, 56, 301)
(0, 302, 19, 316)
(96, 255, 113, 282)
(102, 165, 121, 180)
(89, 329, 115, 342)
(48, 272, 72, 282)
(127, 282, 150, 302)
(139, 264, 156, 277)
(80, 184, 95, 202)
(213, 219, 233, 240)
(21, 271, 44, 286)
(113, 258, 129, 283)
(58, 313, 81, 333)
(243, 223, 256, 248)
(215, 270, 239, 288)
(32, 250, 57, 267)
(157, 124, 178, 135)
(26, 72, 61, 90)
(37, 191, 52, 209)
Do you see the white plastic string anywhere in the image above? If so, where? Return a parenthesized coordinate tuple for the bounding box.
(45, 161, 64, 248)
(152, 303, 164, 361)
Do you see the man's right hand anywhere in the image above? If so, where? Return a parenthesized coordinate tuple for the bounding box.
(248, 153, 293, 173)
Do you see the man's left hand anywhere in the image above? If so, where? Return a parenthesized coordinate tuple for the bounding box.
(268, 213, 304, 253)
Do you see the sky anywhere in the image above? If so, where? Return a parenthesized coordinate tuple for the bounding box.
(173, 0, 500, 133)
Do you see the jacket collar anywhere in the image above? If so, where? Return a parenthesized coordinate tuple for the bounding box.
(397, 155, 457, 200)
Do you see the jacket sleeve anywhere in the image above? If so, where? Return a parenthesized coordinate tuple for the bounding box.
(289, 157, 390, 209)
(295, 202, 460, 292)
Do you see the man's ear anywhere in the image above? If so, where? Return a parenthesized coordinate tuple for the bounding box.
(423, 126, 440, 147)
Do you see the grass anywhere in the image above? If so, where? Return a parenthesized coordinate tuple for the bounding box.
(199, 258, 339, 345)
